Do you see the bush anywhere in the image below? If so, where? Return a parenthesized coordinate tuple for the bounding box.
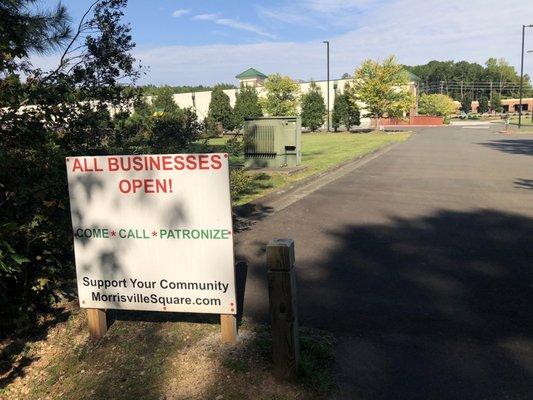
(230, 169, 253, 200)
(418, 94, 457, 117)
(224, 135, 243, 157)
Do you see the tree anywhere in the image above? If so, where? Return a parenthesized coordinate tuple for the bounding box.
(461, 94, 472, 113)
(0, 0, 71, 74)
(352, 55, 414, 127)
(490, 92, 502, 112)
(418, 94, 457, 116)
(477, 96, 489, 114)
(151, 86, 179, 114)
(341, 72, 351, 79)
(207, 84, 235, 132)
(301, 81, 326, 131)
(233, 85, 262, 127)
(261, 73, 300, 116)
(404, 58, 530, 101)
(0, 0, 150, 331)
(332, 85, 360, 131)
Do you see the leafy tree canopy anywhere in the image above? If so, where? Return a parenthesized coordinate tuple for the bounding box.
(418, 94, 458, 117)
(352, 55, 414, 123)
(261, 73, 300, 116)
(404, 58, 532, 100)
(0, 0, 200, 332)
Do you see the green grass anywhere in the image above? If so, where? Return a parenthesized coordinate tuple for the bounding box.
(491, 117, 533, 126)
(508, 116, 533, 126)
(232, 131, 410, 205)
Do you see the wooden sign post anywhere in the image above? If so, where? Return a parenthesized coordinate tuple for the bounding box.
(87, 308, 107, 339)
(220, 314, 237, 343)
(266, 238, 299, 380)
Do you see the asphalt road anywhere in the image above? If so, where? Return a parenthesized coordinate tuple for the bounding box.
(234, 125, 533, 400)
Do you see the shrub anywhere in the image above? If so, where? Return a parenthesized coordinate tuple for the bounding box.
(418, 94, 457, 117)
(230, 169, 253, 200)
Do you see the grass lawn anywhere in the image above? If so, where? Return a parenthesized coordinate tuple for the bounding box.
(228, 131, 411, 205)
(508, 116, 533, 126)
(490, 117, 533, 126)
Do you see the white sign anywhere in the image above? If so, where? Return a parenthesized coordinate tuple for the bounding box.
(66, 153, 236, 315)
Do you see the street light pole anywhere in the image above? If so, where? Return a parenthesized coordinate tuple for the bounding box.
(518, 25, 533, 128)
(529, 50, 533, 123)
(323, 40, 330, 132)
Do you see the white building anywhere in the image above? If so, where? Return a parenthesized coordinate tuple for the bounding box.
(167, 67, 418, 128)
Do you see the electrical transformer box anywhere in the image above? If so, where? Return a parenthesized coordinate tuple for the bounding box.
(243, 116, 302, 169)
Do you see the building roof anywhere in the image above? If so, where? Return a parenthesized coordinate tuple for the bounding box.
(235, 68, 267, 79)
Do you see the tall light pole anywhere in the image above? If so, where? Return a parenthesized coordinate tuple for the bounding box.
(529, 50, 533, 123)
(323, 40, 330, 132)
(518, 24, 533, 128)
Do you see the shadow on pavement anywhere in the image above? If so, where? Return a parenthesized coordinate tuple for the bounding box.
(242, 208, 533, 399)
(479, 139, 533, 155)
(514, 178, 533, 190)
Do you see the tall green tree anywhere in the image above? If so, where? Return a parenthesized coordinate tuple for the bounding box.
(207, 84, 235, 132)
(233, 85, 262, 127)
(301, 81, 326, 131)
(490, 92, 502, 112)
(477, 96, 489, 113)
(152, 86, 179, 114)
(332, 85, 360, 131)
(404, 58, 531, 100)
(0, 0, 146, 331)
(261, 73, 300, 116)
(0, 0, 71, 74)
(461, 94, 473, 113)
(352, 55, 414, 127)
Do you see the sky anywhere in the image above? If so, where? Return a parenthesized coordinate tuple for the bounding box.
(33, 0, 533, 86)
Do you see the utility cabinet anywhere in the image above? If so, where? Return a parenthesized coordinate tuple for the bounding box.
(243, 116, 302, 169)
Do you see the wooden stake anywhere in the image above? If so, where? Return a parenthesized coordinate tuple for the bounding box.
(220, 314, 237, 344)
(87, 308, 107, 339)
(266, 238, 299, 380)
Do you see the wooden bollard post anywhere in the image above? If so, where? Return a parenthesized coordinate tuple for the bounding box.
(266, 238, 299, 380)
(220, 314, 237, 344)
(87, 308, 107, 339)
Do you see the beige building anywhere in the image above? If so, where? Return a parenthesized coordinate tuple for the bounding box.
(166, 67, 418, 128)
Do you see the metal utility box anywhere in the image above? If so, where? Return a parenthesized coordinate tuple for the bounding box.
(244, 116, 302, 169)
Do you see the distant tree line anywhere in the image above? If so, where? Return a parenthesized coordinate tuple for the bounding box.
(404, 59, 533, 101)
(141, 83, 236, 96)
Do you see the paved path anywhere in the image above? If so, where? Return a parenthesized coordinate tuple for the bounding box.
(235, 126, 533, 400)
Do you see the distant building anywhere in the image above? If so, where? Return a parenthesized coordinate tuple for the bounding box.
(235, 68, 267, 87)
(169, 67, 419, 128)
(471, 98, 533, 113)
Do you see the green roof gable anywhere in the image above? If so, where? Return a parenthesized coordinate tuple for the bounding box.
(235, 68, 267, 79)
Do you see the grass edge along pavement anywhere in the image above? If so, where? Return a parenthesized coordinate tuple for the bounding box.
(0, 302, 335, 400)
(208, 131, 411, 206)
